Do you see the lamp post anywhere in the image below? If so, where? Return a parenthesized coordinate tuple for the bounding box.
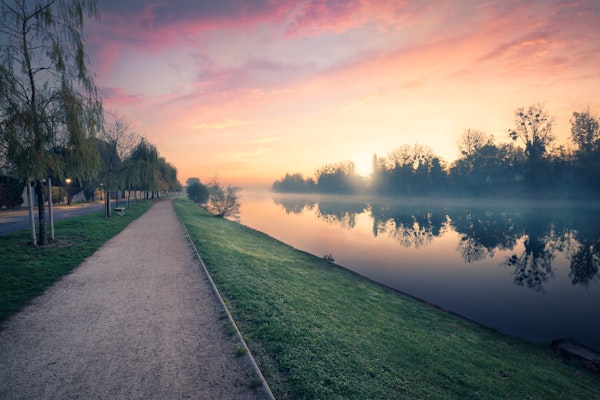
(65, 178, 72, 205)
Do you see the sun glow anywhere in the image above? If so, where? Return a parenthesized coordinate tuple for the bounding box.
(353, 154, 374, 177)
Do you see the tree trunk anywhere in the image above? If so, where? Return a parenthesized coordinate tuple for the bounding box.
(127, 182, 131, 209)
(26, 180, 37, 246)
(35, 180, 47, 246)
(105, 174, 111, 218)
(104, 188, 111, 218)
(48, 178, 54, 241)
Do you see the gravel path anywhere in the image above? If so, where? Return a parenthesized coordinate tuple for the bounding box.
(0, 199, 264, 400)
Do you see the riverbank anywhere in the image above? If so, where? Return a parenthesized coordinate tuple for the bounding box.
(175, 198, 600, 399)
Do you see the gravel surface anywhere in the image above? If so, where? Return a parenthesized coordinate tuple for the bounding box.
(0, 199, 264, 400)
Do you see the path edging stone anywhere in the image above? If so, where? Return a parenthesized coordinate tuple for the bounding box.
(178, 214, 276, 400)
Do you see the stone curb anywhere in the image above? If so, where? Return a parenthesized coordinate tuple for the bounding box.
(178, 214, 276, 400)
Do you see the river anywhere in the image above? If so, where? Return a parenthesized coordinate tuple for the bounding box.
(237, 189, 600, 352)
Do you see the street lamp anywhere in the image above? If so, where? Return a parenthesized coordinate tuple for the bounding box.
(65, 178, 72, 205)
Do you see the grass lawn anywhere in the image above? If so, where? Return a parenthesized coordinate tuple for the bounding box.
(0, 200, 153, 323)
(174, 198, 600, 400)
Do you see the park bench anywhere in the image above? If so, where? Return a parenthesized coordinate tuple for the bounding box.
(114, 207, 126, 216)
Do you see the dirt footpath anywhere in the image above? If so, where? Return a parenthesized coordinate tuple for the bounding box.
(0, 199, 264, 400)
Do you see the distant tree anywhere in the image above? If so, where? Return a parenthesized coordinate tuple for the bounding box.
(186, 177, 201, 186)
(187, 180, 209, 204)
(570, 109, 600, 154)
(118, 138, 179, 203)
(509, 104, 555, 161)
(428, 157, 447, 193)
(151, 157, 180, 196)
(371, 144, 443, 195)
(570, 109, 600, 194)
(508, 104, 555, 191)
(206, 178, 240, 219)
(161, 159, 182, 193)
(128, 137, 158, 199)
(272, 172, 317, 193)
(455, 129, 493, 179)
(315, 160, 362, 194)
(450, 135, 526, 195)
(382, 145, 418, 194)
(457, 129, 492, 159)
(412, 144, 440, 194)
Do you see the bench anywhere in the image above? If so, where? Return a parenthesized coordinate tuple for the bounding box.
(114, 207, 126, 216)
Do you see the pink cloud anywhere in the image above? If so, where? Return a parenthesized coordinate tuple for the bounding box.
(283, 0, 445, 37)
(88, 1, 296, 51)
(99, 86, 146, 107)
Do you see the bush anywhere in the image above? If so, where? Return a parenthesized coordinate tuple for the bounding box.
(0, 176, 24, 208)
(187, 181, 209, 204)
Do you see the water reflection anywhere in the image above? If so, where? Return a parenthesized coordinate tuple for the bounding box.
(316, 200, 367, 230)
(568, 214, 600, 288)
(370, 203, 448, 248)
(274, 196, 316, 215)
(570, 237, 600, 287)
(272, 195, 600, 291)
(450, 208, 521, 262)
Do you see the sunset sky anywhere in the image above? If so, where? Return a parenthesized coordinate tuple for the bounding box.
(86, 0, 600, 186)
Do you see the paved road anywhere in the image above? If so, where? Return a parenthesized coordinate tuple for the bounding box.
(0, 200, 124, 235)
(0, 198, 264, 400)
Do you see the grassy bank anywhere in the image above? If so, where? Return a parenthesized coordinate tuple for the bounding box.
(0, 201, 153, 323)
(174, 198, 600, 400)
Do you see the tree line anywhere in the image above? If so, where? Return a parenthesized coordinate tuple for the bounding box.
(273, 104, 600, 198)
(0, 1, 181, 246)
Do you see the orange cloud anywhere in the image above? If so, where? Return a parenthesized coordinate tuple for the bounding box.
(193, 119, 258, 130)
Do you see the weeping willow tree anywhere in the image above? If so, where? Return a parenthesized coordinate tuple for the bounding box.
(0, 0, 101, 245)
(129, 138, 158, 200)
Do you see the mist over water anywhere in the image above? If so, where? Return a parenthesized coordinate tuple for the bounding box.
(238, 189, 600, 351)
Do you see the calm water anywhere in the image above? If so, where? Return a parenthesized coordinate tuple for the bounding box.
(238, 190, 600, 351)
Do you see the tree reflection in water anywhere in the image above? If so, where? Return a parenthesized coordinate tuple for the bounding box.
(271, 196, 600, 291)
(449, 208, 522, 263)
(370, 203, 448, 248)
(316, 200, 366, 230)
(504, 238, 555, 293)
(569, 238, 600, 287)
(566, 212, 600, 288)
(272, 196, 316, 215)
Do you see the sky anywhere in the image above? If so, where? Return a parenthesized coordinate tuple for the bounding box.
(85, 0, 600, 186)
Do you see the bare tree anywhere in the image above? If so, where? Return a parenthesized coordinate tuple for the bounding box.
(509, 103, 555, 164)
(206, 177, 240, 219)
(457, 129, 492, 158)
(98, 109, 137, 217)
